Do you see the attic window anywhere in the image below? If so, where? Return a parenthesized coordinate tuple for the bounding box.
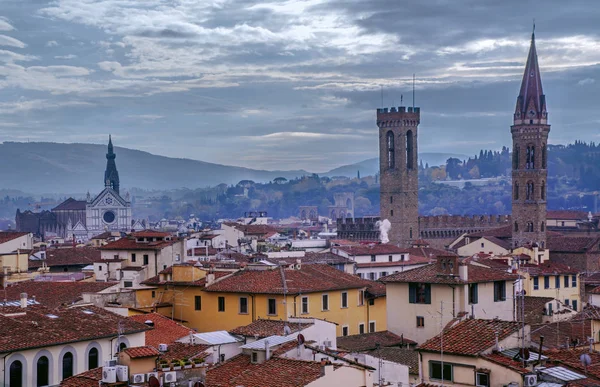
(251, 352, 258, 363)
(46, 314, 59, 319)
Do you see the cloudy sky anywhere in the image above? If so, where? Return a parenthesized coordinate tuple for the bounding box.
(1, 0, 599, 171)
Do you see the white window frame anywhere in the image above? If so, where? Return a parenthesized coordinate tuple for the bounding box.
(358, 290, 365, 306)
(358, 323, 365, 334)
(322, 294, 329, 311)
(475, 371, 489, 387)
(342, 325, 349, 336)
(301, 296, 309, 314)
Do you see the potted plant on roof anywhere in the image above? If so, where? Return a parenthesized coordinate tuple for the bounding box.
(183, 357, 192, 369)
(172, 360, 183, 371)
(192, 357, 205, 367)
(159, 360, 170, 372)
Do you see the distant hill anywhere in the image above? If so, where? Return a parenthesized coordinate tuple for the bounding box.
(323, 152, 470, 178)
(0, 142, 311, 194)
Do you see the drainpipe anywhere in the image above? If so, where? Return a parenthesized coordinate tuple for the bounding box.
(250, 294, 255, 322)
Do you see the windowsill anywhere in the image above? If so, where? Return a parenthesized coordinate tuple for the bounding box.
(239, 312, 249, 315)
(218, 310, 225, 313)
(267, 313, 277, 316)
(341, 306, 348, 309)
(322, 309, 329, 312)
(301, 311, 309, 315)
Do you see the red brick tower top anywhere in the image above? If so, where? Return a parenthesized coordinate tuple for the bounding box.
(514, 30, 548, 124)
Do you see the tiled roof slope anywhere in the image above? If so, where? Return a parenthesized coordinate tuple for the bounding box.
(337, 331, 415, 352)
(129, 313, 193, 348)
(523, 296, 554, 325)
(99, 237, 178, 251)
(519, 262, 579, 275)
(230, 318, 313, 338)
(365, 347, 419, 374)
(548, 236, 600, 252)
(158, 342, 211, 362)
(206, 354, 329, 387)
(381, 263, 518, 284)
(0, 305, 149, 353)
(60, 367, 102, 387)
(52, 198, 87, 211)
(0, 281, 117, 308)
(122, 345, 160, 358)
(547, 210, 588, 220)
(0, 231, 29, 244)
(29, 247, 102, 268)
(205, 264, 375, 294)
(333, 244, 408, 256)
(418, 319, 521, 356)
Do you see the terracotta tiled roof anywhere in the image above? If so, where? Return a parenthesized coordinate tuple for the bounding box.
(230, 318, 313, 338)
(0, 305, 149, 353)
(462, 256, 510, 270)
(365, 347, 419, 374)
(141, 270, 230, 287)
(337, 331, 415, 352)
(222, 223, 278, 236)
(52, 198, 86, 211)
(129, 313, 194, 348)
(267, 252, 353, 266)
(333, 244, 409, 256)
(99, 237, 178, 251)
(0, 281, 117, 308)
(544, 348, 600, 380)
(481, 236, 512, 250)
(0, 231, 29, 244)
(158, 342, 210, 362)
(356, 256, 430, 268)
(381, 262, 518, 284)
(205, 264, 373, 294)
(28, 247, 102, 268)
(590, 286, 600, 295)
(481, 352, 530, 374)
(131, 230, 172, 238)
(406, 246, 457, 259)
(206, 354, 328, 387)
(466, 225, 512, 239)
(122, 345, 160, 358)
(60, 367, 102, 387)
(365, 281, 386, 298)
(418, 319, 521, 355)
(523, 296, 555, 325)
(519, 262, 579, 275)
(547, 210, 588, 220)
(548, 236, 600, 253)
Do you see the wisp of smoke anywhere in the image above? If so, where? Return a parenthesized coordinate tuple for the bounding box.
(376, 219, 391, 244)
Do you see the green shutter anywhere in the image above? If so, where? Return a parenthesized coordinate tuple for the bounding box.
(409, 283, 416, 303)
(424, 284, 431, 304)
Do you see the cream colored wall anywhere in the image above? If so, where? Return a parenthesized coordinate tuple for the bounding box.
(386, 281, 514, 344)
(457, 237, 509, 257)
(514, 246, 549, 264)
(306, 365, 373, 387)
(0, 251, 29, 272)
(1, 331, 145, 387)
(0, 233, 33, 254)
(420, 352, 524, 386)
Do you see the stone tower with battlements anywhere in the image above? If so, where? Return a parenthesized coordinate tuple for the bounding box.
(378, 106, 420, 247)
(511, 31, 549, 248)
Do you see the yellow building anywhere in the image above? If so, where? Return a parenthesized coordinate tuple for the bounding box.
(136, 263, 386, 337)
(518, 262, 581, 311)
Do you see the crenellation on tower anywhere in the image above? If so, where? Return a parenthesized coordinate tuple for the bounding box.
(378, 105, 420, 247)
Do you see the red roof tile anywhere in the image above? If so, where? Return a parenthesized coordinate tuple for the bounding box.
(206, 354, 327, 387)
(337, 331, 416, 352)
(548, 236, 600, 253)
(481, 352, 530, 374)
(205, 264, 373, 294)
(99, 237, 178, 251)
(229, 318, 313, 338)
(0, 281, 117, 308)
(158, 342, 211, 362)
(0, 231, 29, 244)
(129, 313, 194, 348)
(356, 256, 430, 268)
(381, 262, 518, 284)
(333, 244, 409, 256)
(0, 305, 149, 353)
(547, 210, 588, 220)
(60, 367, 102, 387)
(418, 319, 521, 356)
(132, 230, 172, 238)
(519, 262, 579, 275)
(28, 247, 101, 268)
(122, 345, 160, 358)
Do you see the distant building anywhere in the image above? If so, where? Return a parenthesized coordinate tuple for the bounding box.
(15, 137, 133, 241)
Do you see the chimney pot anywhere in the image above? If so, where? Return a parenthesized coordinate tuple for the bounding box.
(20, 292, 27, 308)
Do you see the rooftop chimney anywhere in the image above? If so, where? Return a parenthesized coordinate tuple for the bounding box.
(20, 292, 27, 308)
(265, 339, 271, 361)
(458, 262, 468, 281)
(207, 273, 215, 285)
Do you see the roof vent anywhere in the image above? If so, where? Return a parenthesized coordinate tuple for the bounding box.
(144, 320, 155, 327)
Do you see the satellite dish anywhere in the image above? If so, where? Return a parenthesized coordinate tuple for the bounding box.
(297, 334, 305, 345)
(580, 353, 592, 366)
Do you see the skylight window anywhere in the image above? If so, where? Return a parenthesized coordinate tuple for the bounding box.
(82, 310, 94, 315)
(46, 314, 59, 319)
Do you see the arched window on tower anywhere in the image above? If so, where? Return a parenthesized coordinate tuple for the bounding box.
(514, 183, 519, 200)
(514, 222, 519, 232)
(513, 147, 520, 169)
(526, 181, 534, 200)
(541, 181, 546, 200)
(386, 131, 395, 169)
(406, 130, 414, 170)
(526, 145, 535, 169)
(526, 222, 534, 232)
(541, 222, 545, 232)
(542, 145, 547, 169)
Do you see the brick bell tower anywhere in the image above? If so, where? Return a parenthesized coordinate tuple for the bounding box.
(378, 105, 420, 247)
(511, 29, 549, 248)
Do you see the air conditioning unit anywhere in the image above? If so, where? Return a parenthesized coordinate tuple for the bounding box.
(132, 373, 145, 384)
(116, 365, 129, 382)
(159, 343, 168, 352)
(164, 371, 177, 383)
(104, 359, 117, 367)
(102, 367, 117, 383)
(323, 340, 332, 347)
(524, 374, 537, 387)
(147, 372, 159, 380)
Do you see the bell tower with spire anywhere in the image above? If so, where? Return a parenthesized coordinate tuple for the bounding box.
(511, 28, 549, 248)
(104, 135, 120, 194)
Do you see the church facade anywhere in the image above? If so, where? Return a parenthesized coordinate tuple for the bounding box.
(16, 137, 134, 241)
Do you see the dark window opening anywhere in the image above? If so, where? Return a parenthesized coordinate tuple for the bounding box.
(62, 352, 74, 380)
(430, 361, 452, 381)
(494, 281, 506, 302)
(386, 131, 395, 169)
(406, 130, 414, 170)
(195, 296, 202, 311)
(143, 254, 149, 265)
(268, 298, 277, 315)
(37, 356, 49, 387)
(369, 321, 376, 333)
(409, 283, 431, 304)
(416, 316, 425, 327)
(468, 284, 478, 304)
(10, 361, 23, 387)
(239, 297, 248, 314)
(526, 181, 534, 200)
(218, 296, 225, 312)
(88, 348, 98, 370)
(514, 183, 519, 200)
